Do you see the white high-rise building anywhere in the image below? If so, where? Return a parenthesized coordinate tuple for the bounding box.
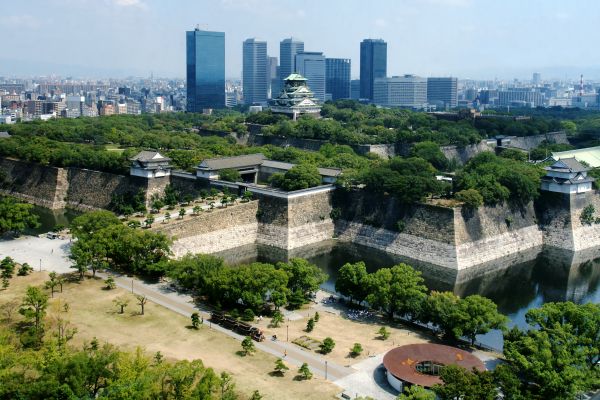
(295, 52, 326, 102)
(243, 38, 268, 105)
(373, 75, 427, 109)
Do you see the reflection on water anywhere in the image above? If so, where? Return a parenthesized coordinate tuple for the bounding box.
(25, 207, 81, 235)
(216, 240, 600, 350)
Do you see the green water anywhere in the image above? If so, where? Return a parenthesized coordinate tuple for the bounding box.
(25, 206, 81, 235)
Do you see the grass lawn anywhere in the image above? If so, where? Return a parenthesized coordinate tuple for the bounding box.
(0, 272, 339, 400)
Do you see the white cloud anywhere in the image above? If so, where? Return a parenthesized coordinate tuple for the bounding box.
(111, 0, 147, 9)
(0, 15, 40, 29)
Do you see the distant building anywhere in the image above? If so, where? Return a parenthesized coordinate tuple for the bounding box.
(325, 58, 351, 100)
(186, 28, 225, 111)
(360, 39, 387, 101)
(427, 77, 457, 109)
(373, 75, 427, 109)
(479, 90, 498, 105)
(541, 158, 594, 194)
(279, 38, 304, 90)
(350, 79, 361, 100)
(243, 38, 269, 105)
(532, 72, 541, 85)
(268, 56, 279, 99)
(498, 89, 544, 107)
(295, 52, 326, 102)
(270, 73, 321, 118)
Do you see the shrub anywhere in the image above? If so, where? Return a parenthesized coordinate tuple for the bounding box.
(242, 308, 255, 322)
(455, 189, 484, 209)
(580, 204, 595, 226)
(350, 342, 363, 357)
(219, 168, 242, 182)
(320, 337, 335, 354)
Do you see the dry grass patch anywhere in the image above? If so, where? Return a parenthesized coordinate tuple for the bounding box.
(0, 272, 339, 400)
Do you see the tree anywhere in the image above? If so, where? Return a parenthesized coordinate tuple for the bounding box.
(298, 363, 313, 380)
(144, 215, 155, 228)
(365, 263, 428, 320)
(178, 207, 185, 219)
(104, 276, 116, 290)
(45, 272, 59, 298)
(19, 286, 49, 346)
(273, 358, 289, 376)
(410, 141, 449, 170)
(432, 365, 496, 400)
(242, 191, 253, 202)
(191, 312, 201, 329)
(306, 317, 315, 332)
(249, 390, 263, 400)
(127, 220, 141, 229)
(397, 385, 436, 400)
(314, 311, 320, 322)
(377, 326, 391, 340)
(277, 258, 327, 301)
(135, 294, 148, 315)
(270, 164, 322, 191)
(423, 291, 464, 339)
(459, 295, 507, 345)
(241, 336, 255, 356)
(350, 342, 363, 357)
(193, 205, 202, 215)
(17, 262, 33, 276)
(1, 277, 8, 290)
(270, 310, 284, 328)
(320, 337, 335, 354)
(113, 296, 129, 314)
(455, 189, 484, 210)
(164, 212, 171, 222)
(242, 308, 255, 322)
(503, 302, 600, 399)
(335, 261, 369, 304)
(0, 196, 40, 236)
(70, 210, 120, 240)
(219, 168, 242, 182)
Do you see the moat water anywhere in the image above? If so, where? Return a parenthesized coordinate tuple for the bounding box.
(25, 206, 81, 235)
(216, 241, 600, 351)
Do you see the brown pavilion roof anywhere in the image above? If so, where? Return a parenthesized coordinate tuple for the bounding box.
(383, 343, 485, 388)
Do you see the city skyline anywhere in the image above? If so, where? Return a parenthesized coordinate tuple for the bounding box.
(1, 0, 600, 80)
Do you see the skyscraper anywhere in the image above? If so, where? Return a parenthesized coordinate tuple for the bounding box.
(186, 28, 225, 111)
(242, 38, 268, 105)
(373, 75, 427, 109)
(268, 56, 280, 99)
(427, 77, 458, 109)
(279, 38, 304, 87)
(326, 58, 351, 100)
(360, 39, 387, 101)
(295, 52, 326, 102)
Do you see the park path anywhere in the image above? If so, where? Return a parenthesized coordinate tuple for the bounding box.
(97, 271, 355, 382)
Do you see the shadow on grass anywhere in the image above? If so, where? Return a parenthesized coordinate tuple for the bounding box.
(267, 371, 285, 377)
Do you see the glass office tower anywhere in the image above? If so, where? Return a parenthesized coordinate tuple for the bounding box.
(295, 52, 326, 102)
(326, 58, 351, 100)
(360, 39, 387, 101)
(243, 38, 268, 105)
(279, 38, 304, 89)
(186, 28, 225, 111)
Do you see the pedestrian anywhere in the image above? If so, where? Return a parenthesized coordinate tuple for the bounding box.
(51, 249, 54, 254)
(284, 350, 287, 357)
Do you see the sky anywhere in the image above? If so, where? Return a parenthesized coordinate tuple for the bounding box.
(2, 0, 600, 80)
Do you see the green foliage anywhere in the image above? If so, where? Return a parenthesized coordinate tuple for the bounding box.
(276, 258, 327, 301)
(108, 189, 146, 215)
(335, 261, 369, 304)
(314, 311, 319, 322)
(70, 210, 121, 240)
(241, 336, 255, 356)
(529, 141, 575, 161)
(104, 276, 116, 290)
(365, 263, 428, 320)
(270, 311, 284, 328)
(580, 204, 595, 225)
(270, 164, 322, 191)
(424, 292, 507, 343)
(319, 337, 335, 354)
(350, 342, 363, 357)
(499, 148, 527, 162)
(0, 327, 240, 399)
(455, 152, 543, 206)
(219, 168, 242, 182)
(397, 385, 436, 400)
(455, 189, 484, 209)
(1, 257, 16, 280)
(432, 365, 497, 400)
(241, 309, 255, 322)
(503, 302, 600, 399)
(191, 312, 201, 329)
(411, 141, 449, 170)
(298, 363, 313, 380)
(377, 326, 390, 340)
(17, 262, 33, 276)
(19, 286, 49, 347)
(0, 196, 40, 235)
(273, 358, 289, 375)
(306, 318, 315, 333)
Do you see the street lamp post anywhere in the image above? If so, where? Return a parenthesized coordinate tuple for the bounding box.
(325, 360, 328, 380)
(39, 258, 41, 272)
(286, 324, 289, 342)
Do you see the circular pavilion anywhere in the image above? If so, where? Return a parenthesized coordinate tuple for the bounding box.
(382, 343, 485, 392)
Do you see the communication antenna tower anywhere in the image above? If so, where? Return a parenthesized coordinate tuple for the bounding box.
(580, 74, 584, 97)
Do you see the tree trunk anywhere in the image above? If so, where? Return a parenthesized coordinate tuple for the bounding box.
(120, 305, 124, 314)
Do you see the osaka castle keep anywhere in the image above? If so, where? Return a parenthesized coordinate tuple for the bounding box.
(270, 73, 321, 118)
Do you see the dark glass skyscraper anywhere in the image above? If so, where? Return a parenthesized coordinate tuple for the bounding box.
(186, 28, 225, 111)
(326, 58, 351, 100)
(279, 38, 304, 88)
(360, 39, 387, 101)
(427, 77, 458, 109)
(243, 38, 268, 105)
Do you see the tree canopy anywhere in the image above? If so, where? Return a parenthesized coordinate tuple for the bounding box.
(0, 196, 39, 236)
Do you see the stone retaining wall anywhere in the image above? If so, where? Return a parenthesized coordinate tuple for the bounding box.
(0, 158, 65, 208)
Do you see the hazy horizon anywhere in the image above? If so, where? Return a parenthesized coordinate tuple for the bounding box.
(1, 0, 600, 81)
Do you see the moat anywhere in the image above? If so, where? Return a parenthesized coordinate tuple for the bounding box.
(216, 241, 600, 351)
